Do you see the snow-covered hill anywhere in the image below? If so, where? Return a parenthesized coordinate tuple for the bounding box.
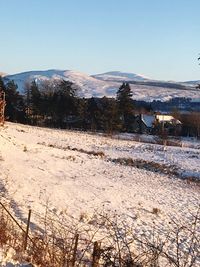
(0, 122, 199, 240)
(3, 69, 200, 101)
(92, 71, 150, 82)
(4, 69, 120, 98)
(0, 123, 200, 266)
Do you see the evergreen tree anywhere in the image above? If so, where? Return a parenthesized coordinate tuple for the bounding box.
(87, 97, 101, 131)
(100, 97, 122, 134)
(116, 82, 134, 131)
(54, 80, 78, 127)
(30, 80, 41, 115)
(77, 98, 88, 130)
(5, 80, 26, 122)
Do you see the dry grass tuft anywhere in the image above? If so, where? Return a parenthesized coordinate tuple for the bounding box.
(23, 145, 28, 152)
(152, 207, 160, 215)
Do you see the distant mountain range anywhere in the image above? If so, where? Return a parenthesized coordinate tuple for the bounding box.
(2, 69, 200, 102)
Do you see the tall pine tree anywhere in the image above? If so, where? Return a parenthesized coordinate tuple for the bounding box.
(5, 80, 25, 122)
(54, 80, 78, 127)
(30, 80, 41, 115)
(116, 82, 134, 131)
(100, 97, 122, 134)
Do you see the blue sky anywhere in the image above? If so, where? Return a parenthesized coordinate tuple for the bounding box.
(1, 0, 200, 81)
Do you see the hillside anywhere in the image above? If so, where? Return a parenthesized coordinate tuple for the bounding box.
(92, 71, 151, 81)
(3, 69, 200, 102)
(0, 122, 200, 265)
(0, 122, 199, 225)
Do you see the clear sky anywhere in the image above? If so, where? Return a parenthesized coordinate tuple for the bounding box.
(1, 0, 199, 81)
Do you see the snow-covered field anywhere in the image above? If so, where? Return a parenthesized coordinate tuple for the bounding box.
(0, 122, 200, 265)
(0, 122, 199, 220)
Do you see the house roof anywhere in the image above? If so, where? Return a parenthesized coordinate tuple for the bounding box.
(156, 115, 181, 124)
(140, 114, 182, 128)
(141, 114, 155, 128)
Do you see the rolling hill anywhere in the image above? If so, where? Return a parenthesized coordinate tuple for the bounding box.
(2, 69, 200, 102)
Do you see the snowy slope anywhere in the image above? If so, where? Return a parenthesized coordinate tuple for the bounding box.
(92, 71, 150, 81)
(4, 69, 119, 98)
(0, 122, 199, 221)
(0, 122, 199, 265)
(3, 69, 200, 101)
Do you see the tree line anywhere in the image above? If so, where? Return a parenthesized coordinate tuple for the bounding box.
(1, 76, 200, 138)
(0, 77, 136, 133)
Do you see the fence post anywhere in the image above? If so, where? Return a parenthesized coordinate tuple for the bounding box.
(71, 233, 79, 267)
(92, 241, 101, 267)
(24, 209, 31, 251)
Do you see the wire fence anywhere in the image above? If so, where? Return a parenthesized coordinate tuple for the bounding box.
(0, 201, 104, 266)
(0, 201, 200, 267)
